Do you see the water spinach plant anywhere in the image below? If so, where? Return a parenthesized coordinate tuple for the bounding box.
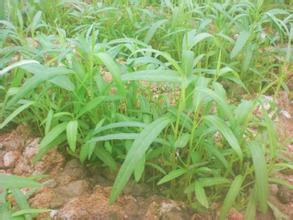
(0, 0, 292, 219)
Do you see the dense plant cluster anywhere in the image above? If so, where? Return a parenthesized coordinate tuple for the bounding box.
(0, 0, 292, 219)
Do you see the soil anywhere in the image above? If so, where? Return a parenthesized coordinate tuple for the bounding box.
(0, 92, 292, 220)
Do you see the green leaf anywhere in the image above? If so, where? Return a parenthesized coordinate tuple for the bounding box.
(0, 60, 39, 77)
(49, 75, 75, 91)
(248, 141, 268, 213)
(12, 209, 50, 217)
(220, 175, 243, 220)
(110, 116, 171, 203)
(245, 189, 256, 220)
(204, 115, 243, 160)
(184, 177, 229, 194)
(122, 70, 182, 83)
(11, 189, 31, 220)
(264, 111, 278, 158)
(157, 168, 187, 185)
(144, 19, 167, 44)
(66, 120, 78, 152)
(195, 182, 209, 208)
(44, 110, 54, 135)
(182, 50, 194, 76)
(205, 144, 229, 169)
(77, 96, 120, 118)
(94, 121, 146, 135)
(234, 100, 254, 125)
(31, 11, 42, 29)
(174, 133, 190, 149)
(0, 174, 42, 189)
(0, 203, 12, 220)
(34, 122, 67, 162)
(268, 202, 289, 220)
(89, 133, 138, 143)
(183, 31, 212, 50)
(199, 177, 229, 187)
(6, 64, 72, 108)
(230, 31, 250, 59)
(80, 142, 95, 163)
(196, 88, 233, 119)
(0, 101, 34, 130)
(95, 147, 117, 171)
(134, 156, 145, 182)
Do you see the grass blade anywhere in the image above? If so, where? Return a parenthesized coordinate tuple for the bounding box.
(144, 19, 167, 44)
(0, 60, 39, 77)
(6, 65, 72, 108)
(12, 209, 50, 217)
(0, 101, 34, 130)
(230, 31, 250, 59)
(94, 121, 146, 135)
(248, 141, 268, 213)
(34, 122, 67, 162)
(95, 147, 117, 171)
(89, 133, 138, 143)
(121, 70, 182, 83)
(245, 188, 256, 220)
(196, 88, 233, 119)
(134, 156, 145, 182)
(157, 168, 187, 185)
(0, 174, 42, 189)
(195, 182, 209, 208)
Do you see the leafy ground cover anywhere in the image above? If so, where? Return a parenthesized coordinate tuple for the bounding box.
(0, 0, 292, 219)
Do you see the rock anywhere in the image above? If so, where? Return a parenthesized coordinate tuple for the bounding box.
(143, 198, 189, 220)
(56, 180, 90, 198)
(277, 185, 293, 204)
(64, 159, 81, 171)
(23, 139, 39, 159)
(159, 200, 188, 220)
(13, 157, 32, 175)
(228, 208, 243, 220)
(56, 159, 87, 184)
(3, 151, 20, 167)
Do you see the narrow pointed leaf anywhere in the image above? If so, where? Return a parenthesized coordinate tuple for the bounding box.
(66, 120, 78, 152)
(248, 141, 268, 213)
(195, 182, 209, 208)
(0, 101, 34, 130)
(0, 174, 42, 189)
(230, 31, 250, 59)
(157, 168, 187, 185)
(220, 175, 243, 220)
(34, 122, 67, 162)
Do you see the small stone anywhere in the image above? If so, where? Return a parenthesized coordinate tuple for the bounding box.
(3, 151, 20, 167)
(57, 180, 90, 198)
(277, 185, 292, 204)
(270, 184, 278, 196)
(228, 208, 243, 220)
(23, 139, 39, 159)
